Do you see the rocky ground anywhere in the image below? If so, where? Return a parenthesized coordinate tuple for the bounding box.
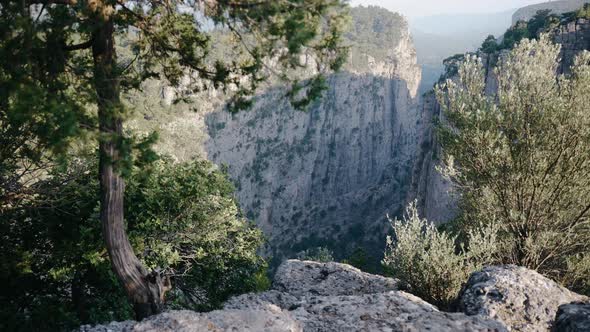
(80, 260, 589, 332)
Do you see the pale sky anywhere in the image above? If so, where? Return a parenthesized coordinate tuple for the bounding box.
(350, 0, 554, 18)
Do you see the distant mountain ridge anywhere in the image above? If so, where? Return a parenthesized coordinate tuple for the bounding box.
(410, 10, 515, 93)
(411, 10, 514, 37)
(513, 0, 590, 23)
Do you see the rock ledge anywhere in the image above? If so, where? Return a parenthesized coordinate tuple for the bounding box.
(459, 265, 588, 332)
(82, 260, 506, 332)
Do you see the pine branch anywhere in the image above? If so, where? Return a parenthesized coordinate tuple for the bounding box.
(63, 38, 94, 51)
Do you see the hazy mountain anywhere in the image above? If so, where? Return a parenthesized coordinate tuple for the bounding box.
(411, 29, 478, 93)
(410, 10, 514, 37)
(513, 0, 590, 23)
(410, 10, 515, 93)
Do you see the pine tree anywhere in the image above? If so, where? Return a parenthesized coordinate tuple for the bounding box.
(0, 0, 348, 318)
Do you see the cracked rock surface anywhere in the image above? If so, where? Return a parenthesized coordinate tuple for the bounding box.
(459, 266, 588, 332)
(81, 260, 506, 332)
(271, 260, 399, 297)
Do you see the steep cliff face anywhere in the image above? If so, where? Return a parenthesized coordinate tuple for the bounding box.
(410, 92, 456, 224)
(130, 6, 590, 262)
(204, 7, 421, 262)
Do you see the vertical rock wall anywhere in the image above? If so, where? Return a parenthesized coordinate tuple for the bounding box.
(205, 8, 422, 262)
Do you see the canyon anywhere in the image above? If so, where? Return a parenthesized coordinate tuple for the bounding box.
(135, 2, 590, 266)
(204, 7, 431, 263)
(134, 6, 440, 265)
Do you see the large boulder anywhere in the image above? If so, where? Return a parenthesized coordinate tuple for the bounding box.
(227, 290, 507, 331)
(272, 260, 399, 296)
(81, 260, 506, 332)
(553, 302, 590, 332)
(225, 261, 506, 331)
(80, 306, 301, 332)
(459, 265, 588, 331)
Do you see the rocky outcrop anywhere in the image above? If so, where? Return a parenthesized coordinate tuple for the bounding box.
(81, 261, 508, 332)
(272, 260, 398, 296)
(553, 302, 590, 332)
(512, 0, 590, 24)
(227, 290, 506, 332)
(553, 18, 590, 73)
(80, 307, 300, 332)
(83, 293, 506, 332)
(83, 262, 590, 331)
(227, 261, 506, 332)
(459, 266, 588, 331)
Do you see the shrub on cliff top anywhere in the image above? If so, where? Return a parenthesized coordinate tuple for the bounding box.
(382, 202, 498, 309)
(0, 157, 267, 331)
(436, 35, 590, 294)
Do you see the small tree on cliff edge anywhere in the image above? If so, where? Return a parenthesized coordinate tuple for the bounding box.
(436, 35, 590, 290)
(0, 0, 348, 318)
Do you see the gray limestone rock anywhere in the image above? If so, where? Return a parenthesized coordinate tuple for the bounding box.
(459, 266, 588, 331)
(271, 260, 399, 297)
(80, 307, 301, 332)
(228, 290, 507, 332)
(553, 302, 590, 332)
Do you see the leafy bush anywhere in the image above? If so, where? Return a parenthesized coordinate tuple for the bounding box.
(295, 246, 335, 262)
(0, 157, 267, 331)
(436, 36, 590, 294)
(439, 54, 466, 83)
(382, 202, 498, 309)
(480, 35, 498, 54)
(480, 10, 560, 53)
(341, 246, 373, 272)
(345, 6, 406, 70)
(576, 4, 590, 19)
(126, 158, 268, 310)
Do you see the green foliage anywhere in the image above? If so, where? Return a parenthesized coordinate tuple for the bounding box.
(436, 36, 590, 294)
(341, 246, 373, 273)
(345, 6, 405, 70)
(0, 8, 93, 209)
(500, 21, 532, 50)
(1, 0, 349, 324)
(382, 202, 498, 309)
(562, 253, 590, 296)
(295, 246, 335, 262)
(128, 0, 351, 112)
(439, 53, 466, 83)
(482, 9, 561, 53)
(0, 156, 133, 332)
(0, 156, 266, 330)
(576, 4, 590, 19)
(473, 9, 561, 56)
(126, 158, 267, 311)
(480, 35, 498, 54)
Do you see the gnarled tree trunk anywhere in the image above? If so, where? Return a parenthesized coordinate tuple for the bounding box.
(91, 5, 170, 320)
